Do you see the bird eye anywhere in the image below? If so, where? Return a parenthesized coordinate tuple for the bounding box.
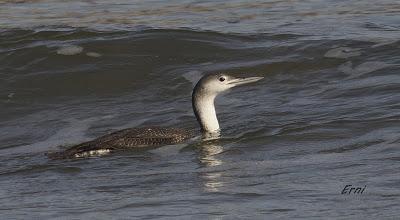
(219, 76, 226, 82)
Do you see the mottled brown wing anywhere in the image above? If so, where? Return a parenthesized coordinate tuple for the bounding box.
(94, 127, 194, 148)
(47, 127, 195, 159)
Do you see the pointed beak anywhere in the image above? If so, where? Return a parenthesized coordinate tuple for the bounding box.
(227, 76, 264, 86)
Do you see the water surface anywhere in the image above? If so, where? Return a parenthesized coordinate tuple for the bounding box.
(0, 0, 400, 219)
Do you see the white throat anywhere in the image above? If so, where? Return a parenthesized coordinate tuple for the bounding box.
(192, 93, 220, 134)
(191, 73, 263, 137)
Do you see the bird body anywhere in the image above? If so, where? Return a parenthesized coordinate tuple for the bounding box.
(48, 73, 263, 159)
(48, 127, 194, 159)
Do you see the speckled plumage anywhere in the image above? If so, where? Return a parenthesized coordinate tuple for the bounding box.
(47, 127, 195, 159)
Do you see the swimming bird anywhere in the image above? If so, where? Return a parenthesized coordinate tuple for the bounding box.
(47, 73, 263, 159)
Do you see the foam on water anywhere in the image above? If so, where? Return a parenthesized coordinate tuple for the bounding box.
(86, 52, 102, 57)
(56, 45, 83, 55)
(324, 47, 361, 59)
(339, 61, 395, 79)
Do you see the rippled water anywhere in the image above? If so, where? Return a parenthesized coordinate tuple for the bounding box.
(1, 0, 400, 219)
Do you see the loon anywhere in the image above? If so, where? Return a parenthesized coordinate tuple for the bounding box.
(47, 73, 263, 159)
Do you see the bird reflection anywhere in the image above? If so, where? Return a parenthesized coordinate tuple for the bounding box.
(198, 143, 223, 167)
(197, 141, 225, 192)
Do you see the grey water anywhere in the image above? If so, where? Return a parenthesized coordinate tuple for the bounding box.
(1, 0, 400, 219)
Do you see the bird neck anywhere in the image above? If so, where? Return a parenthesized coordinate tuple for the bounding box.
(192, 90, 220, 135)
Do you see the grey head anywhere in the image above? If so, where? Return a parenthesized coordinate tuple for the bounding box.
(192, 73, 263, 137)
